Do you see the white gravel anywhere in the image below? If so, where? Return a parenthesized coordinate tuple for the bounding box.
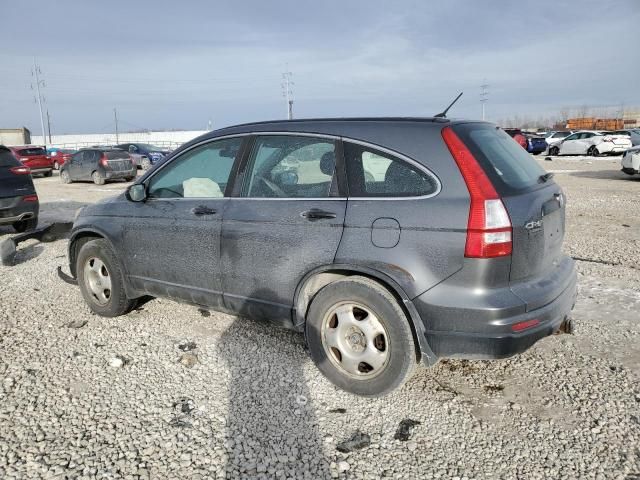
(0, 160, 639, 479)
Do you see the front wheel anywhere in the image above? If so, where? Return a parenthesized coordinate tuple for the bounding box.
(549, 146, 560, 156)
(76, 239, 136, 317)
(92, 171, 105, 185)
(305, 276, 417, 397)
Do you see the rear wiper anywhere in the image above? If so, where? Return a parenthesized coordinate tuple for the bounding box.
(538, 172, 554, 183)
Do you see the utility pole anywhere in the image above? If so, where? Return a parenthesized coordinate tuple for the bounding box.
(480, 80, 489, 121)
(114, 108, 119, 144)
(46, 109, 52, 143)
(282, 69, 294, 120)
(32, 58, 46, 147)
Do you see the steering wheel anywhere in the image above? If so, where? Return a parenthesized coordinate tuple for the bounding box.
(256, 175, 287, 197)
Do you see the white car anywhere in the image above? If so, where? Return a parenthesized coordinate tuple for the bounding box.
(548, 130, 632, 156)
(621, 146, 640, 176)
(544, 130, 573, 146)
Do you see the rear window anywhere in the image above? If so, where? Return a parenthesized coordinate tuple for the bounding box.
(0, 149, 21, 167)
(452, 123, 547, 194)
(17, 147, 46, 156)
(105, 150, 129, 159)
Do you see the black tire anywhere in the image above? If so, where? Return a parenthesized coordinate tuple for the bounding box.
(125, 176, 135, 182)
(92, 171, 105, 185)
(305, 276, 417, 397)
(76, 239, 136, 317)
(588, 146, 600, 157)
(43, 170, 53, 177)
(60, 170, 72, 184)
(549, 146, 560, 156)
(13, 218, 38, 233)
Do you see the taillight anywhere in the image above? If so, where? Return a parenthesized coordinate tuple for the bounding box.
(441, 126, 513, 258)
(512, 319, 540, 332)
(100, 154, 108, 167)
(9, 166, 31, 175)
(23, 194, 38, 202)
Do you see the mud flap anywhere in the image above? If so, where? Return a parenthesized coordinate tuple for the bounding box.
(0, 222, 73, 266)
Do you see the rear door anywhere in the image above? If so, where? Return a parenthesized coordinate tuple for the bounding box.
(220, 134, 346, 325)
(453, 123, 570, 310)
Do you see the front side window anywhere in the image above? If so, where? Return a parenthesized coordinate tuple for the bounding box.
(564, 133, 578, 141)
(344, 142, 438, 197)
(147, 137, 242, 199)
(243, 135, 336, 198)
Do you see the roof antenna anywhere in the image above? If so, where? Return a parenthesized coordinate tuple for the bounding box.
(434, 92, 463, 118)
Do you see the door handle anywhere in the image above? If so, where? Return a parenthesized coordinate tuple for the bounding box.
(301, 209, 336, 220)
(191, 205, 217, 216)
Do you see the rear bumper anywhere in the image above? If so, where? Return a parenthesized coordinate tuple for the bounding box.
(105, 168, 136, 179)
(415, 256, 577, 360)
(29, 167, 52, 174)
(0, 203, 38, 226)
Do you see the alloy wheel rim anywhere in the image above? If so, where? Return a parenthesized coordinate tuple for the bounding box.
(83, 257, 112, 305)
(321, 302, 390, 379)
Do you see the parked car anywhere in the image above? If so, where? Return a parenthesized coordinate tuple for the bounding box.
(67, 118, 576, 396)
(544, 131, 573, 146)
(621, 146, 640, 176)
(609, 129, 640, 146)
(114, 143, 171, 170)
(503, 128, 528, 149)
(525, 134, 548, 155)
(60, 147, 136, 185)
(8, 145, 53, 177)
(47, 147, 77, 170)
(549, 130, 632, 156)
(0, 145, 39, 232)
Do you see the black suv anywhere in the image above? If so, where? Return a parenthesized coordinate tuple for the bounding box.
(60, 147, 136, 185)
(67, 118, 577, 396)
(0, 145, 39, 232)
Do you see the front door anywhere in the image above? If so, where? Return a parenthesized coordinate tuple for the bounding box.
(121, 137, 245, 308)
(559, 133, 580, 154)
(221, 134, 346, 326)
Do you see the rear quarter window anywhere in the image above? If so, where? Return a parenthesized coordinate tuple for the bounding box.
(452, 123, 547, 195)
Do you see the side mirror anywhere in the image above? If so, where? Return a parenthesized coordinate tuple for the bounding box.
(127, 183, 147, 202)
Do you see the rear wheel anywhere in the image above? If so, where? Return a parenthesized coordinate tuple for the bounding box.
(43, 170, 53, 177)
(13, 218, 38, 233)
(60, 170, 72, 184)
(140, 157, 151, 171)
(549, 146, 560, 156)
(588, 146, 600, 157)
(76, 239, 136, 317)
(92, 171, 105, 185)
(53, 161, 60, 170)
(305, 276, 417, 397)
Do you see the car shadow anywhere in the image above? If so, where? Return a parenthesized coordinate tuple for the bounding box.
(219, 289, 330, 478)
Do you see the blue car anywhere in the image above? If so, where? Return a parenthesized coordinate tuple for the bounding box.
(526, 135, 548, 155)
(115, 143, 171, 170)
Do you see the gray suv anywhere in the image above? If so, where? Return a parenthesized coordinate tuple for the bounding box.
(67, 118, 577, 396)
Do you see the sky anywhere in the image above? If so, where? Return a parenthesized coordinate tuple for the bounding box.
(0, 0, 639, 135)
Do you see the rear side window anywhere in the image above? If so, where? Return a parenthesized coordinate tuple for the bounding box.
(0, 148, 20, 167)
(17, 147, 46, 156)
(344, 142, 438, 197)
(452, 123, 547, 194)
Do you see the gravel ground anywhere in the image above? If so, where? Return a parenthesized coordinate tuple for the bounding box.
(1, 159, 639, 479)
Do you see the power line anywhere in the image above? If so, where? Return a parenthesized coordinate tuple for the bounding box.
(282, 68, 294, 120)
(31, 58, 47, 147)
(480, 80, 489, 121)
(114, 108, 119, 144)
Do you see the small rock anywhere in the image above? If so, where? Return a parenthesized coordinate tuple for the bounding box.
(66, 319, 87, 329)
(108, 356, 127, 368)
(329, 408, 346, 414)
(336, 431, 370, 453)
(338, 461, 350, 473)
(198, 309, 210, 317)
(295, 395, 308, 406)
(179, 353, 199, 368)
(178, 341, 197, 352)
(394, 419, 421, 441)
(407, 441, 417, 452)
